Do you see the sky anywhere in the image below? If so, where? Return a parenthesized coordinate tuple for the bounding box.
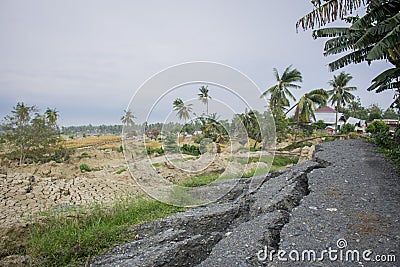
(0, 0, 396, 126)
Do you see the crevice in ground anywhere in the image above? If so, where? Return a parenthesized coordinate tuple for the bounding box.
(90, 159, 330, 267)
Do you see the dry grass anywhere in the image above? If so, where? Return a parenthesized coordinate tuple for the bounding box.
(63, 136, 121, 149)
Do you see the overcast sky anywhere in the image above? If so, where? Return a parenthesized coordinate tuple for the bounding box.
(0, 0, 395, 126)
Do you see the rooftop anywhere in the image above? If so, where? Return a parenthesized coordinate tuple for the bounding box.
(315, 106, 337, 113)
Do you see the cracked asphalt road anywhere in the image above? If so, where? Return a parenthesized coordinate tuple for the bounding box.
(91, 139, 399, 267)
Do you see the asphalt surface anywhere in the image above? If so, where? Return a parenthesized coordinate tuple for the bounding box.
(91, 139, 399, 266)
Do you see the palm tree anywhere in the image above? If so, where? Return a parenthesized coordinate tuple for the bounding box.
(297, 0, 400, 108)
(261, 65, 303, 112)
(328, 72, 357, 132)
(173, 98, 193, 121)
(198, 85, 211, 115)
(121, 109, 136, 126)
(286, 89, 329, 125)
(45, 108, 59, 126)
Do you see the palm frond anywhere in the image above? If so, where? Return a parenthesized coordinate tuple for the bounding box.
(296, 0, 367, 31)
(313, 27, 351, 38)
(328, 48, 370, 71)
(367, 24, 400, 61)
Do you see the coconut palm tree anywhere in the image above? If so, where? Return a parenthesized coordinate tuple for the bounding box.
(328, 72, 357, 132)
(286, 89, 329, 125)
(260, 65, 303, 112)
(198, 85, 211, 115)
(45, 108, 59, 127)
(121, 109, 136, 126)
(173, 98, 193, 121)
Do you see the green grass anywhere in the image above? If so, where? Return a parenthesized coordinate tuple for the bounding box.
(178, 173, 220, 187)
(27, 196, 184, 266)
(272, 156, 299, 167)
(115, 168, 127, 174)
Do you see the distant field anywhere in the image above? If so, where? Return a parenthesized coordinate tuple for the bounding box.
(63, 135, 122, 149)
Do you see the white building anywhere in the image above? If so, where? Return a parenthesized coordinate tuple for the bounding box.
(312, 106, 345, 132)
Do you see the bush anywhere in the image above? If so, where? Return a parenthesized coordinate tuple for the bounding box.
(181, 144, 200, 156)
(80, 164, 91, 172)
(313, 120, 326, 130)
(146, 147, 164, 155)
(118, 145, 123, 153)
(369, 125, 400, 167)
(367, 120, 389, 134)
(340, 123, 355, 134)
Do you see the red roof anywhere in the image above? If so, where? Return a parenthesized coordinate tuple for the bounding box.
(315, 106, 337, 113)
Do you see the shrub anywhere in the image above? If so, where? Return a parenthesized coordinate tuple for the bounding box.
(340, 123, 355, 134)
(366, 120, 389, 134)
(118, 145, 123, 153)
(146, 147, 164, 155)
(181, 144, 200, 156)
(313, 120, 326, 130)
(80, 164, 91, 172)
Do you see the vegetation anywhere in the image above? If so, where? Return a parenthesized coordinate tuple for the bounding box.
(2, 102, 69, 164)
(146, 147, 164, 155)
(297, 0, 400, 161)
(27, 196, 184, 266)
(62, 125, 123, 136)
(287, 88, 329, 127)
(298, 0, 400, 110)
(314, 120, 326, 130)
(366, 120, 390, 134)
(328, 72, 357, 131)
(367, 121, 400, 166)
(173, 98, 193, 121)
(121, 109, 136, 126)
(79, 163, 92, 172)
(115, 168, 127, 174)
(63, 135, 121, 149)
(198, 85, 212, 115)
(181, 144, 200, 156)
(340, 123, 356, 134)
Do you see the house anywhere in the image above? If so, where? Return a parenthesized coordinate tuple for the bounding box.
(312, 106, 345, 132)
(381, 119, 400, 133)
(346, 117, 367, 133)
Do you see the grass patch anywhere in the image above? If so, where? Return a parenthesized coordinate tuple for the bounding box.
(115, 168, 127, 174)
(178, 173, 220, 187)
(27, 196, 184, 267)
(79, 163, 92, 172)
(272, 156, 299, 167)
